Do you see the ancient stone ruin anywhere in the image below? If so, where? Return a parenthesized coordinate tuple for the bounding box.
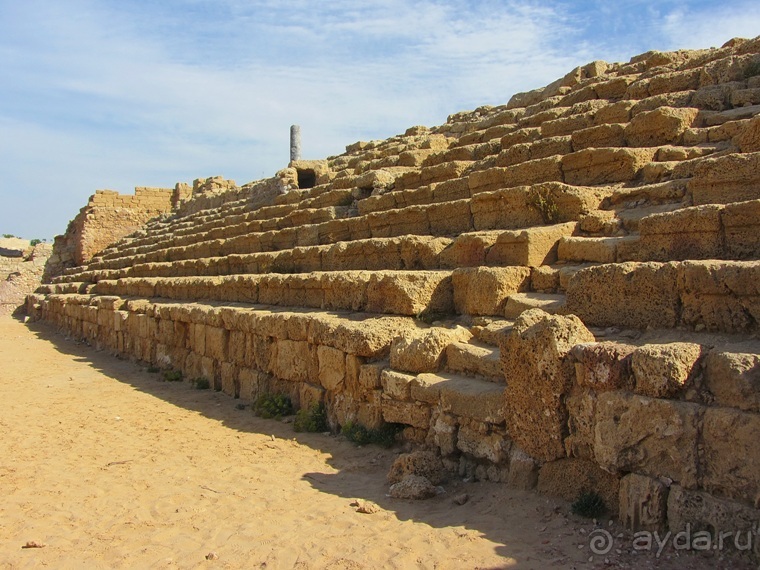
(0, 237, 51, 315)
(26, 36, 760, 554)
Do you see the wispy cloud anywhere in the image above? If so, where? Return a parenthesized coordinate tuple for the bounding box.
(0, 0, 758, 239)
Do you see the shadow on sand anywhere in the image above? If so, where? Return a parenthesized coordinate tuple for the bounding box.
(23, 317, 594, 569)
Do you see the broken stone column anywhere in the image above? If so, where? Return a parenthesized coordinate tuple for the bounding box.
(290, 125, 301, 162)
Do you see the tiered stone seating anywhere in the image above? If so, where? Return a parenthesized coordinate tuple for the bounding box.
(28, 37, 760, 548)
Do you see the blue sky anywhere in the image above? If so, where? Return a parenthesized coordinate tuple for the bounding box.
(1, 0, 758, 240)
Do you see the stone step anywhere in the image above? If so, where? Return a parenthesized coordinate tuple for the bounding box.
(565, 259, 760, 334)
(405, 371, 505, 424)
(92, 270, 455, 317)
(469, 317, 514, 346)
(530, 263, 600, 293)
(503, 292, 567, 319)
(445, 340, 503, 382)
(558, 235, 640, 264)
(79, 184, 606, 271)
(638, 199, 760, 262)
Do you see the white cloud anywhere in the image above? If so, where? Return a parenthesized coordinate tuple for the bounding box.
(2, 0, 755, 239)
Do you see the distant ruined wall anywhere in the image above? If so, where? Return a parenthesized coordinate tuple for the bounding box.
(0, 243, 52, 314)
(45, 187, 175, 280)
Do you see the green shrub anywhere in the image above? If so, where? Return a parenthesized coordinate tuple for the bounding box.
(342, 421, 402, 448)
(253, 393, 293, 419)
(571, 491, 606, 518)
(528, 188, 560, 224)
(192, 377, 210, 390)
(30, 239, 41, 246)
(293, 403, 329, 433)
(2, 233, 16, 239)
(162, 369, 183, 382)
(147, 365, 160, 373)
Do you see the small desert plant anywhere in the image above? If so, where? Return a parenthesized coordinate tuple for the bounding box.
(342, 421, 402, 448)
(162, 369, 183, 382)
(528, 188, 560, 224)
(192, 377, 210, 390)
(253, 393, 293, 419)
(293, 403, 329, 433)
(2, 233, 16, 238)
(30, 239, 41, 246)
(147, 365, 160, 373)
(571, 491, 607, 518)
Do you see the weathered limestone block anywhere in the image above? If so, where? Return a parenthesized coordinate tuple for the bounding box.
(638, 205, 724, 261)
(429, 411, 458, 456)
(317, 345, 346, 390)
(387, 451, 445, 485)
(470, 187, 544, 230)
(388, 475, 437, 500)
(594, 392, 700, 488)
(452, 267, 531, 315)
(381, 399, 431, 429)
(667, 485, 760, 558)
(220, 362, 238, 397)
(702, 407, 760, 506)
(572, 342, 636, 392)
(631, 343, 703, 399)
(704, 349, 760, 413)
(618, 473, 669, 533)
(565, 390, 597, 459)
(561, 147, 656, 186)
(485, 222, 576, 267)
(204, 326, 228, 361)
(624, 106, 699, 147)
(366, 270, 453, 315)
(723, 199, 760, 259)
(688, 151, 760, 205)
(445, 341, 502, 380)
(500, 309, 595, 462)
(566, 262, 680, 329)
(439, 231, 500, 268)
(570, 123, 626, 151)
(456, 422, 510, 464)
(411, 372, 504, 423)
(537, 458, 620, 515)
(271, 339, 313, 383)
(678, 260, 760, 334)
(557, 236, 619, 263)
(505, 446, 539, 490)
(734, 115, 760, 152)
(390, 326, 471, 374)
(380, 369, 415, 400)
(307, 314, 416, 358)
(358, 362, 386, 391)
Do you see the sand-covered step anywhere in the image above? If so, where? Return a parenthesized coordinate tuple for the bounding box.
(565, 259, 760, 333)
(557, 235, 640, 263)
(504, 292, 567, 319)
(445, 340, 503, 382)
(93, 270, 455, 317)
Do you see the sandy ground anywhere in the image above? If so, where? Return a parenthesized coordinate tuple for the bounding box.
(0, 315, 755, 570)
